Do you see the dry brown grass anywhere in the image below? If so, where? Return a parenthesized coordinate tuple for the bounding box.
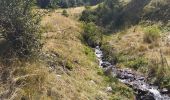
(106, 25, 169, 60)
(0, 7, 136, 100)
(54, 6, 85, 20)
(36, 10, 110, 100)
(38, 9, 135, 100)
(103, 24, 170, 88)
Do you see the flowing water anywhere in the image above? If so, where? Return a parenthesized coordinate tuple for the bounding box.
(95, 46, 170, 100)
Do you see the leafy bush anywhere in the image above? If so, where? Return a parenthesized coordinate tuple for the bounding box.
(0, 0, 42, 60)
(123, 57, 148, 70)
(101, 43, 118, 64)
(37, 0, 50, 8)
(80, 9, 97, 23)
(143, 25, 161, 43)
(62, 10, 69, 17)
(65, 60, 73, 70)
(80, 0, 123, 29)
(37, 0, 104, 8)
(83, 23, 102, 47)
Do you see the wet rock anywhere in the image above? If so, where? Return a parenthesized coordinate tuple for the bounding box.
(95, 46, 170, 100)
(160, 88, 169, 94)
(136, 77, 145, 81)
(101, 61, 111, 68)
(104, 66, 113, 76)
(139, 93, 155, 100)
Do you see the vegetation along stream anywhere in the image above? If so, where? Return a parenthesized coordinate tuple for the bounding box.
(95, 46, 170, 100)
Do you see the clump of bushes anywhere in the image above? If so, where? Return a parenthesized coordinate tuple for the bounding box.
(143, 25, 161, 43)
(62, 10, 69, 17)
(101, 43, 118, 65)
(123, 56, 148, 70)
(83, 23, 102, 47)
(0, 0, 42, 60)
(80, 9, 97, 23)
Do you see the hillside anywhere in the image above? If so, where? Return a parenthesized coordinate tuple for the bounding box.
(1, 0, 170, 99)
(0, 7, 135, 100)
(79, 0, 170, 99)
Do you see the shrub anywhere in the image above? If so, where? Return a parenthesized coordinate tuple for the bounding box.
(0, 0, 42, 60)
(101, 43, 118, 64)
(65, 60, 73, 70)
(83, 23, 102, 47)
(143, 25, 161, 43)
(62, 10, 69, 17)
(123, 57, 148, 70)
(37, 0, 50, 8)
(80, 10, 97, 23)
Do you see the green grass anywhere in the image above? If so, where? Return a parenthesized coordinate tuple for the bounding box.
(143, 25, 161, 43)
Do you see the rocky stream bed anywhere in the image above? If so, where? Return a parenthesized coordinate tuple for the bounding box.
(95, 46, 170, 100)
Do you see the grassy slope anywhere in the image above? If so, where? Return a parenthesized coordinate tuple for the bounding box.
(39, 9, 135, 100)
(0, 8, 135, 100)
(41, 10, 110, 100)
(99, 0, 170, 89)
(103, 24, 170, 87)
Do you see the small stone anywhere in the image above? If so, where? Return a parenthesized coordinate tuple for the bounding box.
(106, 87, 112, 92)
(90, 80, 96, 84)
(161, 88, 168, 94)
(56, 75, 62, 77)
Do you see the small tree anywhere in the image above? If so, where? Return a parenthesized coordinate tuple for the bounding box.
(0, 0, 42, 60)
(62, 10, 69, 17)
(83, 23, 102, 47)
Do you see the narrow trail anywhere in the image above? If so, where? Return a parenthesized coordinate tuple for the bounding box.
(95, 46, 170, 100)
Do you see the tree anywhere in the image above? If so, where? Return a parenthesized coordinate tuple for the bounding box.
(37, 0, 51, 8)
(37, 0, 104, 8)
(62, 10, 69, 17)
(115, 0, 152, 27)
(0, 0, 42, 60)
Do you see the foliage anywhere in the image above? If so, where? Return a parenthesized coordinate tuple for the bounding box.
(37, 0, 104, 8)
(0, 0, 42, 60)
(80, 0, 123, 30)
(83, 23, 102, 47)
(80, 9, 97, 23)
(143, 25, 161, 43)
(62, 10, 69, 17)
(101, 43, 118, 64)
(37, 0, 50, 8)
(122, 56, 148, 70)
(144, 0, 170, 23)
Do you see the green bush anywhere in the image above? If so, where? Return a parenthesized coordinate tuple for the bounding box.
(83, 23, 102, 47)
(65, 60, 73, 70)
(80, 9, 97, 23)
(101, 43, 118, 64)
(37, 0, 104, 8)
(62, 10, 69, 17)
(0, 0, 42, 60)
(123, 57, 148, 70)
(143, 25, 161, 43)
